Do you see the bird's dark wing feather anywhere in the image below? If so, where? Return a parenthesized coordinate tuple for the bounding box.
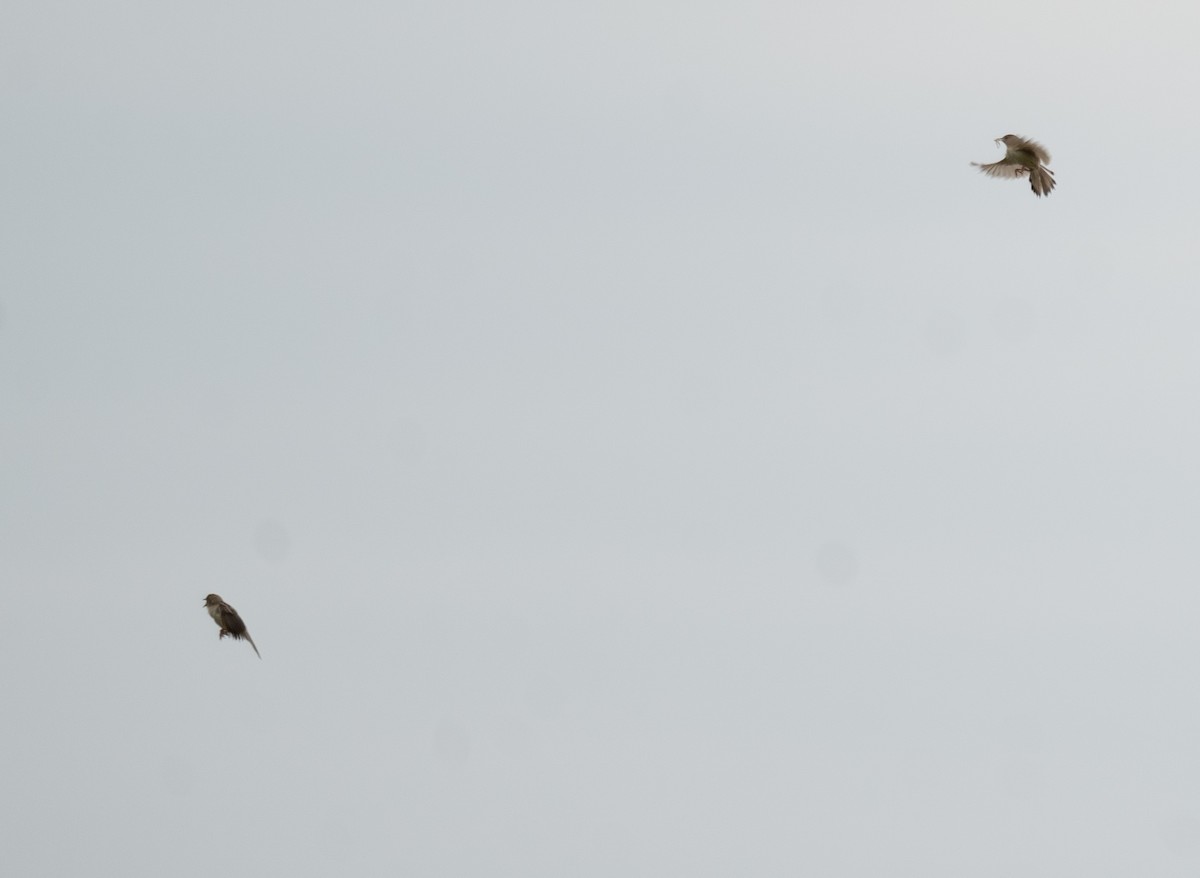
(219, 604, 248, 636)
(1009, 137, 1051, 165)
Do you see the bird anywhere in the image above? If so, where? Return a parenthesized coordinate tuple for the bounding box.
(203, 594, 261, 658)
(971, 134, 1056, 197)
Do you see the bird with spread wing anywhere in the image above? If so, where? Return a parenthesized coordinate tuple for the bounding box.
(972, 134, 1056, 197)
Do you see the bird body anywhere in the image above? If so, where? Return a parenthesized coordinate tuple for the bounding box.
(204, 594, 261, 658)
(972, 134, 1056, 197)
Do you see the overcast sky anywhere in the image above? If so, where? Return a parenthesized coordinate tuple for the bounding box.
(5, 1, 1200, 875)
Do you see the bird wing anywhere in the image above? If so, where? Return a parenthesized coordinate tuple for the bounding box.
(219, 605, 249, 636)
(1007, 136, 1051, 165)
(971, 160, 1027, 179)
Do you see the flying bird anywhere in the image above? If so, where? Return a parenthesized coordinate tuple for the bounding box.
(204, 594, 261, 658)
(972, 134, 1056, 197)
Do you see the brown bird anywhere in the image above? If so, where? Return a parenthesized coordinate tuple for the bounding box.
(972, 134, 1056, 197)
(204, 594, 261, 658)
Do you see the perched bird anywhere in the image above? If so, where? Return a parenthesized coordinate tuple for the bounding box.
(204, 594, 261, 658)
(972, 134, 1056, 197)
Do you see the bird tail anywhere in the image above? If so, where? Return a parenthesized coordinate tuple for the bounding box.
(1030, 166, 1056, 197)
(245, 633, 262, 659)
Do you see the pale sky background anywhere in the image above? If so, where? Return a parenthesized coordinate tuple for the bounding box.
(5, 1, 1200, 875)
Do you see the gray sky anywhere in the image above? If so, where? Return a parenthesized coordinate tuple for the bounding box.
(5, 1, 1200, 874)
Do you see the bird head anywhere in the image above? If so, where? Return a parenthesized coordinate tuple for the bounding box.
(203, 594, 222, 606)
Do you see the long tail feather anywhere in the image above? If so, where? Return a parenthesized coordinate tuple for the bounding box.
(1030, 166, 1056, 197)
